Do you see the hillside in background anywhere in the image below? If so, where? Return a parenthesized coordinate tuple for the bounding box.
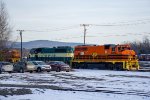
(12, 40, 84, 49)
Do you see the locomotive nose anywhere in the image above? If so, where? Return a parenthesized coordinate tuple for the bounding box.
(122, 50, 136, 55)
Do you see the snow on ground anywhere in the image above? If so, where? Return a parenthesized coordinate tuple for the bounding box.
(0, 69, 150, 100)
(1, 88, 149, 100)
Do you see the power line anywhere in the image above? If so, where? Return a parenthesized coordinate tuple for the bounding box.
(92, 32, 150, 35)
(53, 32, 150, 40)
(24, 25, 80, 32)
(90, 18, 150, 26)
(11, 19, 150, 33)
(13, 18, 150, 44)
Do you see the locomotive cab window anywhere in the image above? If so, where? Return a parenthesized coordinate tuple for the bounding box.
(118, 46, 127, 51)
(118, 47, 122, 52)
(104, 45, 110, 49)
(112, 47, 115, 52)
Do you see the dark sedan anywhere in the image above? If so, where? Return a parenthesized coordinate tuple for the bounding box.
(47, 61, 71, 72)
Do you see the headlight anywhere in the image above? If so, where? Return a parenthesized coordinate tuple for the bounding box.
(41, 67, 46, 69)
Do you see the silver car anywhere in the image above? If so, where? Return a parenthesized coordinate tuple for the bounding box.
(30, 61, 51, 72)
(0, 62, 13, 74)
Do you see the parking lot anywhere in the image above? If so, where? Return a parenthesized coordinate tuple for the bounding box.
(0, 69, 150, 100)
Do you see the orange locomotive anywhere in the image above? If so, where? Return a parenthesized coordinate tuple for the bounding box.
(0, 49, 20, 62)
(72, 44, 139, 70)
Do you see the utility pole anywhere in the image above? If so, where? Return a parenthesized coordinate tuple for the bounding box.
(80, 24, 89, 45)
(17, 30, 24, 61)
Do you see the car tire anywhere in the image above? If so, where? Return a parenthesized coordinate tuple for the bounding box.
(37, 68, 41, 72)
(56, 67, 61, 72)
(0, 70, 1, 74)
(47, 70, 50, 72)
(20, 68, 24, 73)
(8, 71, 12, 73)
(30, 71, 33, 73)
(66, 70, 69, 72)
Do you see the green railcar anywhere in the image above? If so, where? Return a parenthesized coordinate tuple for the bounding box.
(29, 46, 74, 64)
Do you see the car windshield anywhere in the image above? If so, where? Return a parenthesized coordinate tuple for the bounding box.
(36, 61, 47, 65)
(48, 62, 55, 64)
(2, 62, 12, 65)
(27, 62, 34, 65)
(57, 62, 66, 65)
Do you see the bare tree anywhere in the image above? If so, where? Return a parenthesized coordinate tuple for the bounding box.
(0, 1, 12, 61)
(128, 36, 150, 54)
(0, 1, 11, 49)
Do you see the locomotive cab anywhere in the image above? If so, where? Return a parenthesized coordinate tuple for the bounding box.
(115, 45, 135, 56)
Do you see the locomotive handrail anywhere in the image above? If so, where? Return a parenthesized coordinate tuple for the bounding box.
(74, 54, 138, 61)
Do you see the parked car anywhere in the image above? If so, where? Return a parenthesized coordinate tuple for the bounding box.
(0, 62, 13, 74)
(47, 61, 71, 72)
(30, 61, 51, 72)
(13, 61, 36, 73)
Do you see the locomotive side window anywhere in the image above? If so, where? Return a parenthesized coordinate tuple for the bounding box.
(75, 47, 87, 51)
(118, 47, 121, 52)
(118, 46, 129, 51)
(112, 47, 115, 52)
(122, 47, 125, 50)
(104, 45, 110, 49)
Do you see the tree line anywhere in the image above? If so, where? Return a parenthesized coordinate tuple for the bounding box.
(130, 37, 150, 55)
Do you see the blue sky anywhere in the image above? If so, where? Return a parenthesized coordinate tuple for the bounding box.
(4, 0, 150, 44)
